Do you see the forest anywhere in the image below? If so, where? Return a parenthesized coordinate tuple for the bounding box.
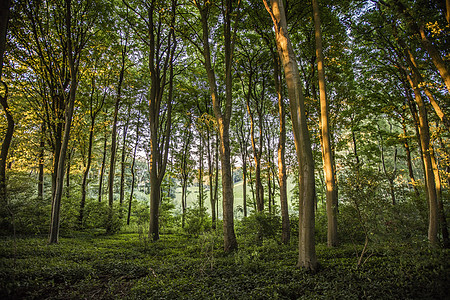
(0, 0, 449, 298)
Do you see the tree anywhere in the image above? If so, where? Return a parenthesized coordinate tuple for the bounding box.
(264, 0, 317, 271)
(49, 0, 92, 244)
(78, 60, 107, 227)
(106, 34, 128, 233)
(312, 0, 338, 247)
(0, 0, 13, 205)
(124, 0, 178, 240)
(191, 0, 240, 252)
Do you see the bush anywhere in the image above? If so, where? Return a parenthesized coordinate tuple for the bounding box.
(238, 212, 281, 243)
(183, 206, 211, 237)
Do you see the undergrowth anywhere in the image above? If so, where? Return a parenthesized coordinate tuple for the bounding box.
(0, 232, 449, 299)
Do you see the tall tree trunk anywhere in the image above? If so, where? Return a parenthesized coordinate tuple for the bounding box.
(401, 107, 420, 196)
(49, 0, 77, 244)
(197, 1, 238, 251)
(246, 93, 264, 212)
(207, 126, 217, 228)
(127, 112, 141, 226)
(119, 105, 131, 209)
(145, 0, 176, 241)
(0, 0, 13, 205)
(38, 123, 45, 199)
(198, 133, 204, 209)
(106, 39, 127, 233)
(264, 0, 317, 271)
(79, 118, 95, 227)
(274, 52, 290, 244)
(406, 73, 439, 245)
(79, 83, 105, 226)
(65, 148, 72, 198)
(98, 125, 108, 203)
(312, 0, 338, 247)
(430, 142, 449, 247)
(214, 133, 219, 223)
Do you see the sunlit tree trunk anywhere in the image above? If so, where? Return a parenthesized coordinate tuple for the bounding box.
(312, 0, 338, 247)
(406, 72, 439, 246)
(264, 0, 317, 271)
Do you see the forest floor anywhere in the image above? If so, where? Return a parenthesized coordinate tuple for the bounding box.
(0, 231, 449, 299)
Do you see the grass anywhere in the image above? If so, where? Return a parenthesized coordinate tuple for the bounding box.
(1, 231, 449, 299)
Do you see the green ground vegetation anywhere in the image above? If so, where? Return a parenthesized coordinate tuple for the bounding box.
(1, 230, 449, 299)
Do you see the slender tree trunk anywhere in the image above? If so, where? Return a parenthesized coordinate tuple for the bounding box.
(127, 112, 141, 225)
(38, 123, 45, 199)
(119, 107, 131, 209)
(407, 73, 439, 245)
(214, 133, 219, 222)
(106, 40, 127, 233)
(430, 144, 449, 247)
(312, 0, 337, 247)
(274, 52, 290, 244)
(98, 127, 108, 203)
(0, 0, 13, 205)
(146, 0, 176, 241)
(79, 118, 95, 227)
(49, 0, 77, 244)
(264, 0, 317, 271)
(207, 127, 216, 228)
(197, 1, 238, 251)
(246, 98, 264, 212)
(65, 148, 72, 198)
(198, 133, 203, 209)
(401, 108, 420, 196)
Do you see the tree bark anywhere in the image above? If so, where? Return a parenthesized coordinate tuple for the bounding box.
(98, 125, 108, 203)
(106, 38, 127, 233)
(264, 0, 317, 271)
(312, 0, 338, 247)
(207, 125, 217, 228)
(38, 123, 45, 199)
(273, 50, 290, 244)
(119, 104, 131, 209)
(0, 0, 13, 205)
(127, 112, 141, 226)
(196, 1, 238, 252)
(406, 72, 439, 245)
(49, 0, 78, 244)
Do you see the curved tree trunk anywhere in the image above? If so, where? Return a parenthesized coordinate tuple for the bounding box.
(264, 0, 317, 271)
